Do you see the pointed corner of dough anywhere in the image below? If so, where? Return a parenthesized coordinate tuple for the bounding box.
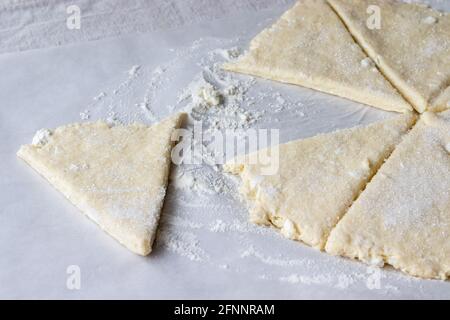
(323, 235, 342, 257)
(379, 111, 418, 135)
(142, 247, 152, 256)
(128, 235, 153, 256)
(174, 112, 187, 130)
(421, 111, 437, 124)
(412, 99, 428, 114)
(221, 58, 248, 75)
(16, 145, 27, 159)
(172, 111, 187, 124)
(404, 110, 419, 125)
(17, 145, 35, 169)
(421, 109, 450, 128)
(159, 112, 186, 129)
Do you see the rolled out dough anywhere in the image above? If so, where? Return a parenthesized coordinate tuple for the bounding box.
(223, 0, 412, 113)
(17, 113, 185, 256)
(224, 112, 417, 249)
(326, 111, 450, 280)
(328, 0, 450, 113)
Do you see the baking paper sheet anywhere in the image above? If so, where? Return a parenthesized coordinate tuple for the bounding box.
(1, 1, 449, 299)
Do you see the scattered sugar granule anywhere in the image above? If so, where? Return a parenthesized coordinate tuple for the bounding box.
(32, 129, 52, 146)
(80, 110, 90, 120)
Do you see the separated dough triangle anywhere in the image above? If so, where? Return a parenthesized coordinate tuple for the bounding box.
(326, 111, 450, 280)
(223, 0, 412, 113)
(328, 0, 450, 113)
(224, 112, 416, 249)
(17, 113, 185, 256)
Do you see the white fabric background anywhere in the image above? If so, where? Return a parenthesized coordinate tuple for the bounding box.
(2, 0, 449, 54)
(0, 0, 293, 54)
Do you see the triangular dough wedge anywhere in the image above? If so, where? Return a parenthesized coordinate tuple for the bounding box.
(328, 0, 450, 113)
(224, 112, 417, 249)
(223, 0, 412, 113)
(326, 111, 450, 280)
(17, 113, 185, 256)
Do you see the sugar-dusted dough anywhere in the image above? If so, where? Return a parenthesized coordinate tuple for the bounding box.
(326, 111, 450, 279)
(223, 0, 412, 113)
(17, 113, 185, 256)
(224, 112, 416, 249)
(328, 0, 450, 113)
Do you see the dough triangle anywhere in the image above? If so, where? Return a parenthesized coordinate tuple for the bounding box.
(224, 112, 417, 249)
(223, 0, 412, 113)
(328, 0, 450, 113)
(326, 111, 450, 279)
(17, 113, 185, 256)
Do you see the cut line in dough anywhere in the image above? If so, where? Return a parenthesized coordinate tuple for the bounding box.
(17, 113, 185, 256)
(326, 110, 450, 280)
(224, 112, 417, 250)
(223, 0, 412, 113)
(328, 0, 450, 113)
